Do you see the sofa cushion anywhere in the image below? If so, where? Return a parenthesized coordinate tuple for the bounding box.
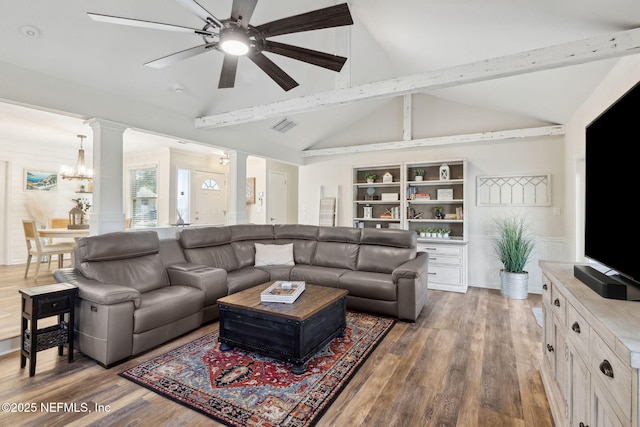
(133, 286, 204, 334)
(274, 224, 318, 240)
(360, 228, 417, 248)
(230, 224, 274, 241)
(313, 241, 359, 270)
(317, 226, 361, 243)
(255, 265, 293, 281)
(290, 265, 348, 287)
(226, 267, 270, 294)
(79, 254, 170, 294)
(357, 245, 416, 274)
(273, 239, 317, 265)
(254, 243, 295, 266)
(78, 230, 160, 262)
(183, 245, 239, 272)
(179, 226, 231, 248)
(338, 271, 397, 301)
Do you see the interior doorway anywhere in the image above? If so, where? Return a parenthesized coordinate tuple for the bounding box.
(267, 170, 287, 224)
(194, 170, 226, 225)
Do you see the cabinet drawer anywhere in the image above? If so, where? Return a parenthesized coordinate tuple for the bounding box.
(428, 265, 462, 286)
(418, 244, 462, 257)
(590, 330, 632, 421)
(427, 254, 462, 267)
(550, 286, 566, 325)
(37, 295, 71, 317)
(541, 275, 551, 307)
(566, 302, 590, 356)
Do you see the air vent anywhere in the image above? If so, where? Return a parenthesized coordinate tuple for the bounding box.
(271, 118, 297, 133)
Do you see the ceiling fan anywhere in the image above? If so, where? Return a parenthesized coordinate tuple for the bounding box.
(88, 0, 353, 91)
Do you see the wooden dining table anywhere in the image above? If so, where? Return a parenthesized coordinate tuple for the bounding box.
(38, 228, 90, 241)
(37, 228, 90, 267)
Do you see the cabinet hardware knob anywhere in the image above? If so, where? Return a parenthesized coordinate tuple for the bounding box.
(52, 302, 58, 308)
(579, 422, 588, 427)
(572, 322, 581, 334)
(543, 284, 548, 290)
(554, 298, 560, 307)
(599, 359, 614, 378)
(546, 344, 554, 352)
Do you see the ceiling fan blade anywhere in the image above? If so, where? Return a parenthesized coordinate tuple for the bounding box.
(218, 55, 239, 88)
(254, 3, 353, 38)
(175, 0, 223, 28)
(248, 53, 299, 91)
(263, 41, 347, 72)
(145, 43, 217, 69)
(87, 12, 216, 37)
(231, 0, 258, 29)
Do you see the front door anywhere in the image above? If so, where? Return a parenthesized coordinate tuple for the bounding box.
(194, 170, 226, 225)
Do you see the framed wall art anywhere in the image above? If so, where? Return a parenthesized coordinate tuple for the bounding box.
(24, 169, 58, 192)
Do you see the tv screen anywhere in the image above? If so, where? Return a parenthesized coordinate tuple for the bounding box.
(584, 81, 640, 284)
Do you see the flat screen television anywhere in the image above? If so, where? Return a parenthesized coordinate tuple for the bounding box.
(580, 80, 640, 300)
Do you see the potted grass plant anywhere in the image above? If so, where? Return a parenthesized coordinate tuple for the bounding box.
(492, 215, 535, 299)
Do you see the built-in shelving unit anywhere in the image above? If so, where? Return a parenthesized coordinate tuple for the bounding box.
(352, 164, 403, 229)
(351, 159, 468, 293)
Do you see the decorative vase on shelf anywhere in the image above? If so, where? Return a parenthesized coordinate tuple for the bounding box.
(439, 163, 450, 180)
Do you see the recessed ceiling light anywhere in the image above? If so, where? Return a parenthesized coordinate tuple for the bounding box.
(20, 25, 41, 38)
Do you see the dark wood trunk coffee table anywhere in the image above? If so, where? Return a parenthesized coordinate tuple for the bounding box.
(217, 282, 348, 374)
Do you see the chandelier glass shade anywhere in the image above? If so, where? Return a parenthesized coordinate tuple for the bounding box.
(60, 135, 93, 181)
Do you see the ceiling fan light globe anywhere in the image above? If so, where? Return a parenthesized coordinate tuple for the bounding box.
(221, 40, 249, 55)
(220, 29, 249, 55)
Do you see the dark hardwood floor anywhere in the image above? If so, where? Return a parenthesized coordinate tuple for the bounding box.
(0, 264, 552, 426)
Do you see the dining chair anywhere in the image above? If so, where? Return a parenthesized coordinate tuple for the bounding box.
(22, 219, 76, 279)
(48, 217, 70, 229)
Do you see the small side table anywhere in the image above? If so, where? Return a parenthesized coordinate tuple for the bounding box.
(20, 283, 78, 377)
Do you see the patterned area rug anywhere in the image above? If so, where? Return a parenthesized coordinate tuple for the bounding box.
(120, 311, 395, 427)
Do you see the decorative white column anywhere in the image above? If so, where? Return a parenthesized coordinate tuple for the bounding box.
(85, 118, 128, 235)
(226, 150, 249, 225)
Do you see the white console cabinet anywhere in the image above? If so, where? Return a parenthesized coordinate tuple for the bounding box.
(540, 261, 640, 427)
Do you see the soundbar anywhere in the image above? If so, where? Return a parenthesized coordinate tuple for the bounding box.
(574, 265, 640, 301)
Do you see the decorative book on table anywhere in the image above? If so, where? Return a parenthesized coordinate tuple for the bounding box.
(260, 281, 306, 303)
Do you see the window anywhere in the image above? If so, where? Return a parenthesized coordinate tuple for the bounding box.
(129, 166, 158, 228)
(201, 178, 220, 190)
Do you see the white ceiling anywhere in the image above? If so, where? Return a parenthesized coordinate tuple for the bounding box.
(1, 0, 639, 161)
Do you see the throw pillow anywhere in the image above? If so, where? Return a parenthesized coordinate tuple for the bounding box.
(254, 243, 295, 266)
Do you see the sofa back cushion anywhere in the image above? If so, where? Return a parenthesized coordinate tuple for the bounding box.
(313, 242, 359, 270)
(76, 231, 170, 293)
(179, 226, 231, 249)
(356, 228, 417, 273)
(183, 245, 240, 272)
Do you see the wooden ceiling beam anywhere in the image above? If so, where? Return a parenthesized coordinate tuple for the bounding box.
(195, 27, 640, 130)
(301, 125, 565, 157)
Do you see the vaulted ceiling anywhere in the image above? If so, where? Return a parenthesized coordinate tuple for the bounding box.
(1, 0, 639, 163)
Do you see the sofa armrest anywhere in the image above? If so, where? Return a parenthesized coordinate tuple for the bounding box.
(167, 266, 228, 307)
(391, 252, 429, 321)
(53, 268, 142, 308)
(392, 252, 428, 282)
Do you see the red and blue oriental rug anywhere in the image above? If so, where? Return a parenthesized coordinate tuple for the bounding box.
(119, 311, 395, 427)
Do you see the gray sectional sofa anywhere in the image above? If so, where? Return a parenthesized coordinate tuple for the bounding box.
(54, 224, 428, 367)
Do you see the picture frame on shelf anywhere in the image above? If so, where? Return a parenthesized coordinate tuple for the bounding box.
(437, 188, 453, 201)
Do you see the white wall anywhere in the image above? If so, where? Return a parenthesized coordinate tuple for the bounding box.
(0, 139, 92, 264)
(299, 94, 571, 293)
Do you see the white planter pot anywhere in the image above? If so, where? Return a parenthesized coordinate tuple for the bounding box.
(415, 176, 423, 181)
(500, 270, 529, 299)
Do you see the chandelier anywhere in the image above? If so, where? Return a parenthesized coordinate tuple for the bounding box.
(60, 135, 93, 181)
